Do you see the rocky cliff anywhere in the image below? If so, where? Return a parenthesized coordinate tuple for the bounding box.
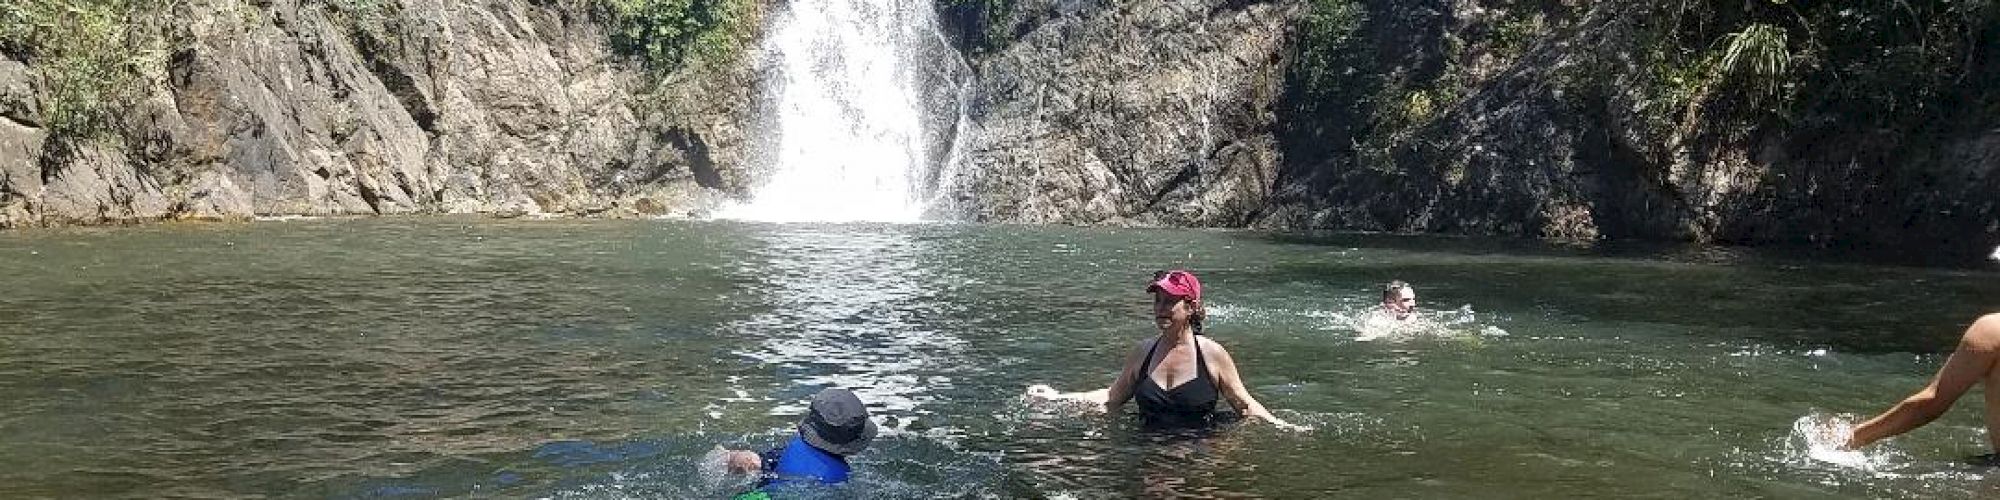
(3, 0, 1994, 264)
(938, 0, 2000, 263)
(0, 0, 758, 227)
(1259, 0, 2000, 263)
(936, 0, 1304, 227)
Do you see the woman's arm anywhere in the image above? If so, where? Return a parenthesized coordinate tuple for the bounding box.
(1204, 338, 1308, 431)
(1101, 339, 1152, 412)
(1025, 339, 1151, 411)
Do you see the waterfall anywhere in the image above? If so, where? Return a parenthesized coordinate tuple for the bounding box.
(718, 0, 969, 223)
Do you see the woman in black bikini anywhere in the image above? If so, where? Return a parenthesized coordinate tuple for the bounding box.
(1031, 270, 1304, 430)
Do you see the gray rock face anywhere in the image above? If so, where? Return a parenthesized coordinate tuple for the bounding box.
(942, 0, 1305, 227)
(1253, 0, 2000, 261)
(37, 144, 174, 225)
(0, 114, 43, 228)
(0, 0, 756, 226)
(941, 0, 1996, 261)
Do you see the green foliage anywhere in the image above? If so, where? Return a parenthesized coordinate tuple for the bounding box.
(1293, 0, 1365, 105)
(0, 0, 169, 140)
(329, 0, 386, 19)
(1489, 11, 1546, 61)
(602, 0, 757, 73)
(326, 0, 391, 32)
(1720, 23, 1787, 77)
(1719, 22, 1788, 98)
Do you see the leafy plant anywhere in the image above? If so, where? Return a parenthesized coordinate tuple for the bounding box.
(1293, 0, 1366, 98)
(602, 0, 757, 73)
(1720, 22, 1788, 96)
(0, 0, 169, 140)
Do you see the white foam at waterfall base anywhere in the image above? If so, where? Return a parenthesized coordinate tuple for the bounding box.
(719, 0, 940, 223)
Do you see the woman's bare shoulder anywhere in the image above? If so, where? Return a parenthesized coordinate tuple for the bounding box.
(1195, 336, 1233, 357)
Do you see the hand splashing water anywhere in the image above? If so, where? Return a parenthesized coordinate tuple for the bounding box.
(1790, 412, 1894, 470)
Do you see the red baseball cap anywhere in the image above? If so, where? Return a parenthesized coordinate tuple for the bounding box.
(1147, 270, 1201, 300)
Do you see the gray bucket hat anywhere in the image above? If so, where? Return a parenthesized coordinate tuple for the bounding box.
(797, 388, 878, 456)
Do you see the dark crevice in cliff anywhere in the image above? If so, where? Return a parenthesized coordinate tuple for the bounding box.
(355, 176, 384, 214)
(0, 110, 39, 134)
(1138, 161, 1200, 216)
(353, 29, 438, 133)
(665, 128, 723, 190)
(36, 136, 74, 186)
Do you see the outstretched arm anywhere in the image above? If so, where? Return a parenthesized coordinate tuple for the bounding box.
(1026, 339, 1151, 411)
(1203, 339, 1308, 431)
(1847, 315, 2000, 449)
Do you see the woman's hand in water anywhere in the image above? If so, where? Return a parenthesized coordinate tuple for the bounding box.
(1025, 385, 1109, 410)
(1032, 384, 1064, 400)
(1270, 419, 1313, 432)
(1251, 411, 1312, 432)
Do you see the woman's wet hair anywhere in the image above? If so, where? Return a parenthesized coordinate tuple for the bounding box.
(1185, 296, 1206, 336)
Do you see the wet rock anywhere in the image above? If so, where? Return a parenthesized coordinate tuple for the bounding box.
(943, 0, 1306, 227)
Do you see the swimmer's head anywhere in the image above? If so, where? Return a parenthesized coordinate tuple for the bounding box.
(1381, 280, 1416, 320)
(1149, 270, 1206, 335)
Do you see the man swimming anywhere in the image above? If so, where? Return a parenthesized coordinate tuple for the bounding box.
(721, 387, 877, 487)
(1845, 313, 2000, 451)
(1381, 280, 1416, 321)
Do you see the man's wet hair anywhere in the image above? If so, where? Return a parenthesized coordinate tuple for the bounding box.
(1381, 280, 1411, 302)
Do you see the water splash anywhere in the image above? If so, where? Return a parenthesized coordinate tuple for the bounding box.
(720, 0, 966, 223)
(1352, 304, 1505, 342)
(1787, 412, 1896, 471)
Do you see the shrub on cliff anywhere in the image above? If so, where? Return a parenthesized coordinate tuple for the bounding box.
(1283, 0, 1998, 166)
(601, 0, 759, 73)
(0, 0, 169, 140)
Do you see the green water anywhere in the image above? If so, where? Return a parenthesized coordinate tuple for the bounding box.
(0, 218, 1996, 498)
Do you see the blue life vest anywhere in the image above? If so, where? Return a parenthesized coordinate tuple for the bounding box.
(767, 435, 850, 485)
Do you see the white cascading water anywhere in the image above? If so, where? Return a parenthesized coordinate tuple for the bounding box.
(719, 0, 960, 223)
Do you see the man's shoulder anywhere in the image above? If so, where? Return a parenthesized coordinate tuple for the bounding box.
(1975, 313, 2000, 334)
(1962, 313, 2000, 348)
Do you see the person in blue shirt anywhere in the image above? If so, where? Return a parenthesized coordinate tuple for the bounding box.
(723, 387, 878, 487)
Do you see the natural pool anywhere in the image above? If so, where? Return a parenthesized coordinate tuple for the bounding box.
(1, 218, 1996, 498)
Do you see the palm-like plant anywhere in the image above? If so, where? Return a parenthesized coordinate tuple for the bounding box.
(1720, 22, 1790, 97)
